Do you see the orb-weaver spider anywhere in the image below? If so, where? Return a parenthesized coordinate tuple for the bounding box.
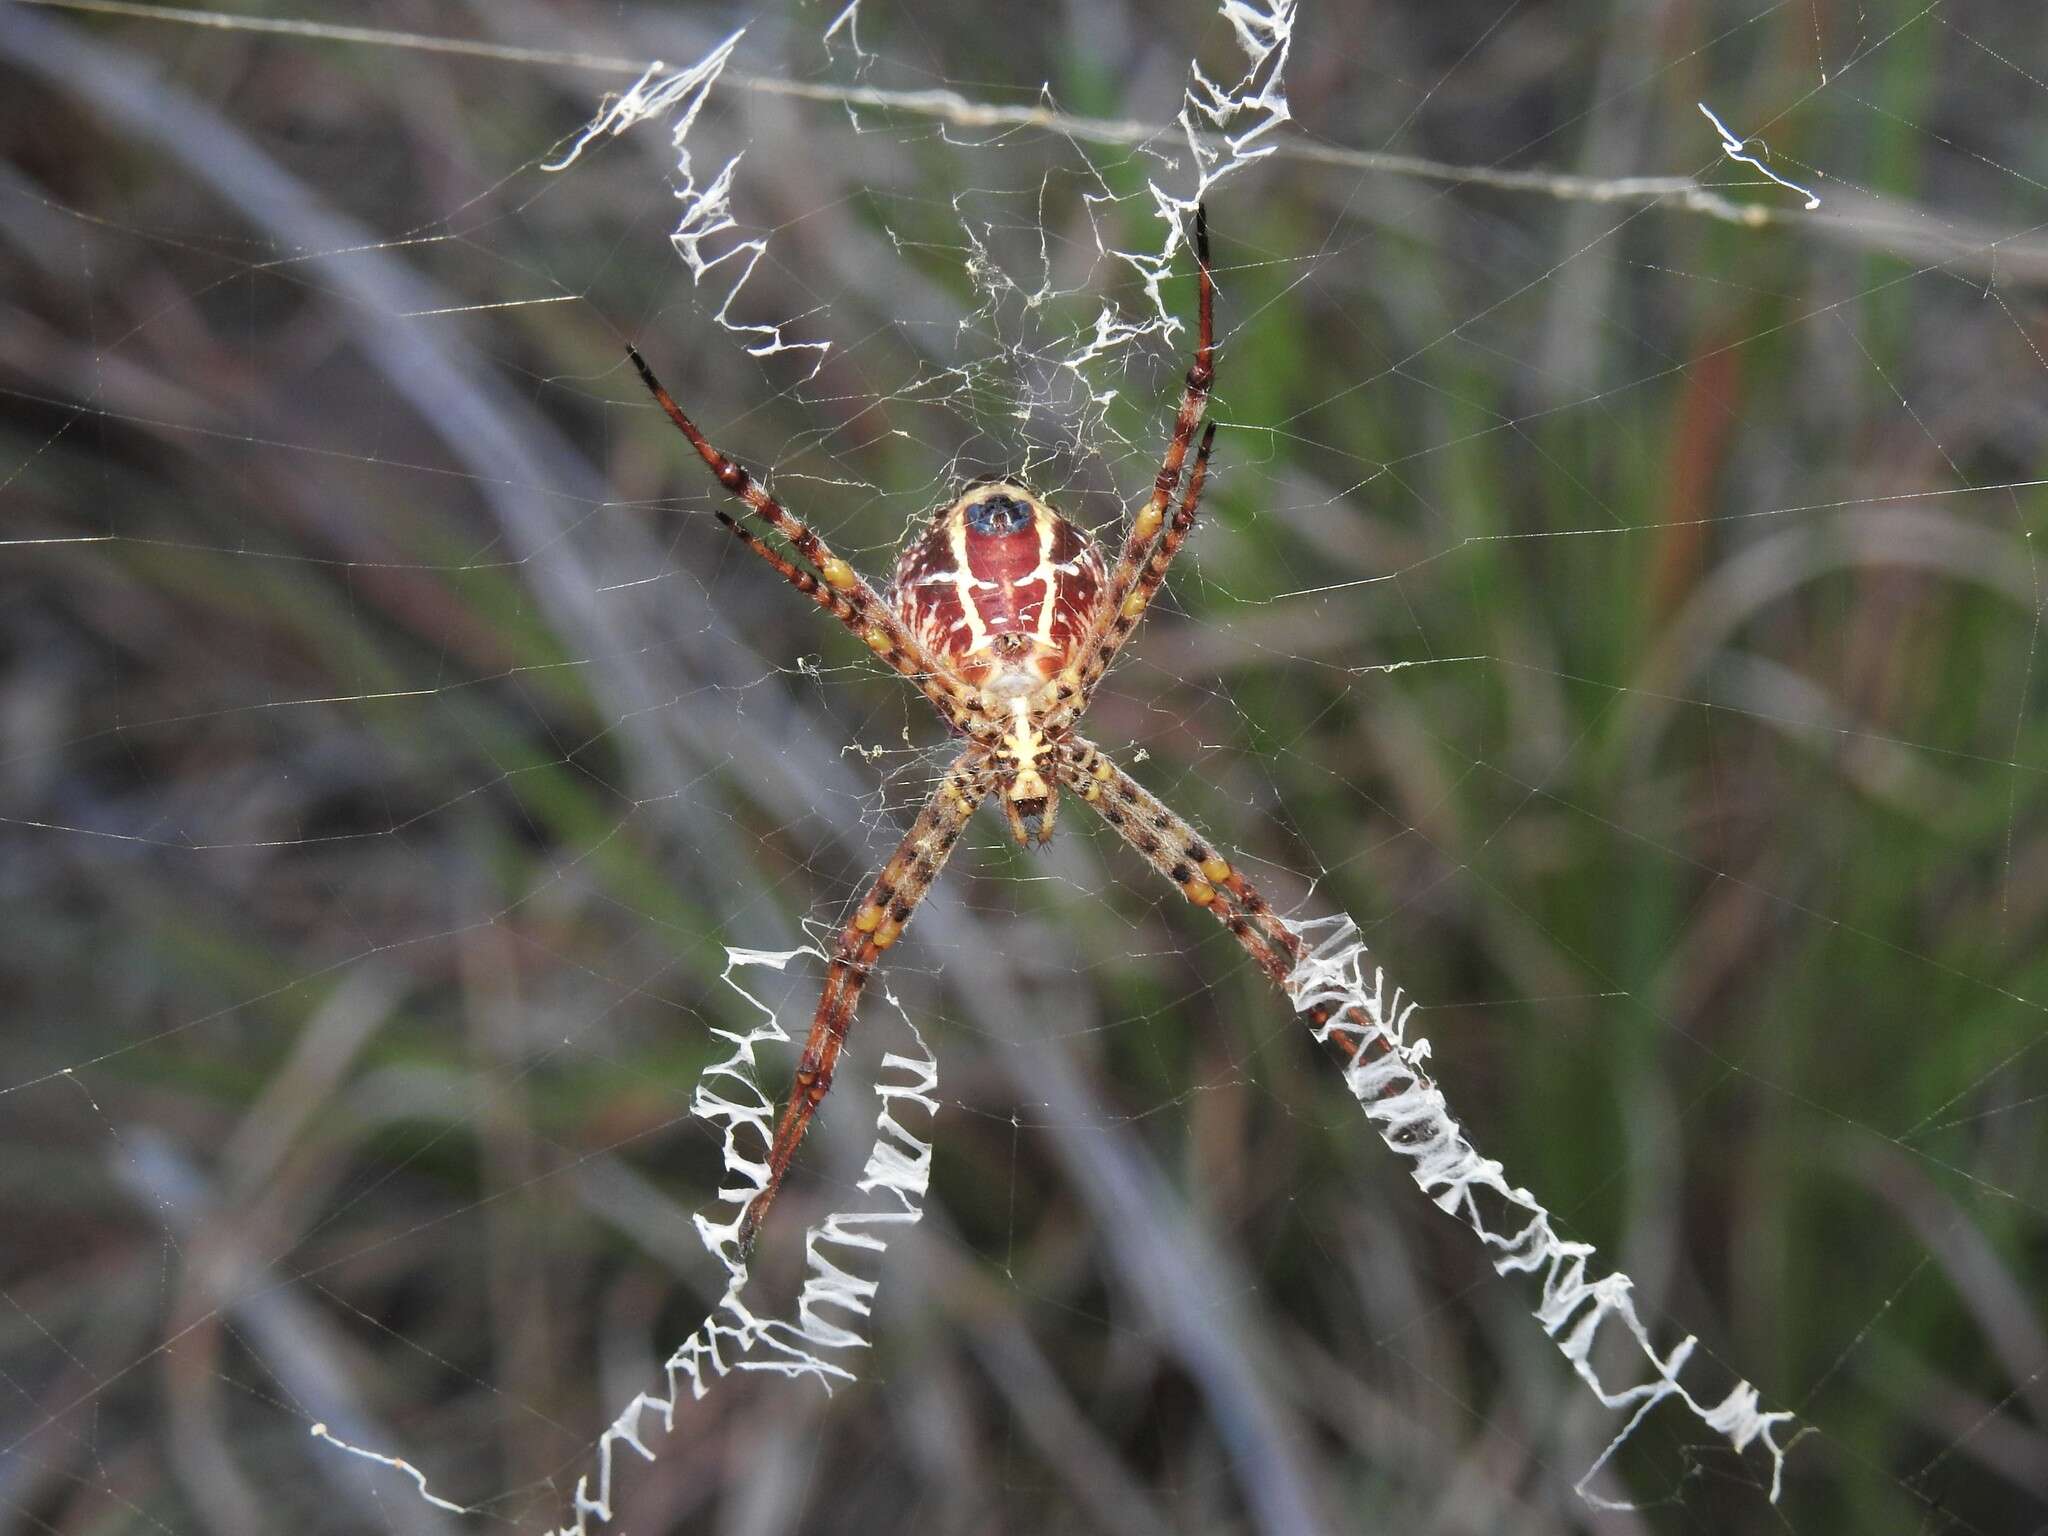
(633, 207, 1321, 1249)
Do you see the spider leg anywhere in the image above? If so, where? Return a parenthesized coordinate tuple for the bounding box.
(739, 747, 995, 1251)
(1054, 735, 1301, 986)
(1093, 208, 1214, 621)
(1065, 421, 1216, 712)
(629, 348, 989, 743)
(702, 505, 995, 745)
(1040, 207, 1215, 731)
(1056, 736, 1397, 1074)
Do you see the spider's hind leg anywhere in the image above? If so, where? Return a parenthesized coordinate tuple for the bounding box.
(736, 748, 994, 1250)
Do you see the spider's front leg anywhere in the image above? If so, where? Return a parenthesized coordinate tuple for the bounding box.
(738, 747, 995, 1251)
(1038, 206, 1217, 739)
(629, 348, 995, 749)
(1098, 203, 1215, 624)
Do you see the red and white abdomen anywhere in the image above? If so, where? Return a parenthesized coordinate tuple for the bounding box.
(892, 483, 1106, 697)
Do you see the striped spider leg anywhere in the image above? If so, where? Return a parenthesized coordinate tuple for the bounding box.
(628, 349, 994, 749)
(1054, 738, 1386, 1071)
(738, 748, 995, 1251)
(1055, 737, 1298, 985)
(1037, 203, 1215, 741)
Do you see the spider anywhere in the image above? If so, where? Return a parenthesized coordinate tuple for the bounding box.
(632, 207, 1327, 1250)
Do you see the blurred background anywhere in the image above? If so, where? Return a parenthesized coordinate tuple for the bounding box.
(4, 1, 2047, 1532)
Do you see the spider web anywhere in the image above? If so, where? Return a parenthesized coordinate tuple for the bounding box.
(4, 1, 2048, 1533)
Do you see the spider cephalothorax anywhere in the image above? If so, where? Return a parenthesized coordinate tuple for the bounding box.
(893, 481, 1108, 846)
(630, 205, 1318, 1252)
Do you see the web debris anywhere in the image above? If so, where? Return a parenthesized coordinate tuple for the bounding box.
(544, 33, 832, 374)
(1697, 101, 1822, 211)
(1284, 916, 1797, 1507)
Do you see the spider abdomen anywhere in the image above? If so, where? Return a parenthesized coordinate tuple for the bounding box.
(892, 483, 1106, 691)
